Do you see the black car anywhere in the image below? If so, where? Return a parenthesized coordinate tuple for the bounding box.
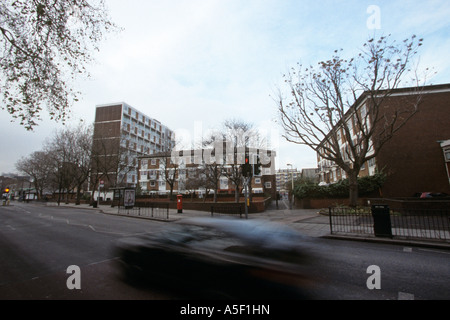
(113, 217, 318, 299)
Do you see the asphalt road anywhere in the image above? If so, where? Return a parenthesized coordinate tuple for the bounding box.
(1, 201, 449, 300)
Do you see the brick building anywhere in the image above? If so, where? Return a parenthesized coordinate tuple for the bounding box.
(441, 139, 450, 187)
(276, 168, 300, 192)
(318, 83, 450, 197)
(91, 102, 175, 191)
(137, 148, 277, 199)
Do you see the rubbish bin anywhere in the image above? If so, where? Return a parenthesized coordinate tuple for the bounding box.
(371, 204, 392, 238)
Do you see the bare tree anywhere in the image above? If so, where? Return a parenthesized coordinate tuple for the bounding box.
(200, 161, 221, 203)
(67, 124, 93, 204)
(0, 0, 119, 130)
(16, 151, 54, 200)
(184, 168, 204, 201)
(157, 151, 179, 200)
(16, 123, 92, 203)
(204, 119, 264, 203)
(45, 128, 75, 204)
(277, 34, 428, 207)
(90, 131, 135, 205)
(89, 135, 115, 203)
(43, 123, 93, 204)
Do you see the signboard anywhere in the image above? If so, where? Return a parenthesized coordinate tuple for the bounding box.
(123, 189, 135, 209)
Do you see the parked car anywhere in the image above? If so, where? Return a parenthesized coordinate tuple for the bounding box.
(413, 192, 449, 199)
(113, 217, 318, 299)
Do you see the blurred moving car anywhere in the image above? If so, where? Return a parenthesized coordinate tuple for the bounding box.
(113, 217, 318, 299)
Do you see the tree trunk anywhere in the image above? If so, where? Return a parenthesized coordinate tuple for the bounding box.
(76, 183, 83, 205)
(213, 189, 218, 203)
(168, 186, 173, 200)
(91, 182, 98, 206)
(348, 171, 359, 207)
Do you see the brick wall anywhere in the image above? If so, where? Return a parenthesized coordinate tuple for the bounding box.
(375, 89, 450, 197)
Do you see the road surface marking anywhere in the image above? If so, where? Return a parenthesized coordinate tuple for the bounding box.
(418, 248, 450, 255)
(398, 292, 414, 300)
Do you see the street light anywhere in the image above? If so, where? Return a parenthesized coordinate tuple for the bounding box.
(287, 164, 294, 209)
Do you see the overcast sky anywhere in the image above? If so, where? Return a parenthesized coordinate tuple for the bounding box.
(1, 0, 449, 175)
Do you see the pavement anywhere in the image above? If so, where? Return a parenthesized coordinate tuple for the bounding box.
(48, 201, 450, 250)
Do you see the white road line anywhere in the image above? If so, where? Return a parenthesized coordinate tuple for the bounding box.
(398, 292, 415, 300)
(87, 257, 119, 266)
(403, 247, 412, 252)
(418, 248, 450, 255)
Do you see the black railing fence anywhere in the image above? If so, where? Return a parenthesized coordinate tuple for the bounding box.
(329, 205, 450, 242)
(210, 203, 244, 218)
(118, 202, 170, 220)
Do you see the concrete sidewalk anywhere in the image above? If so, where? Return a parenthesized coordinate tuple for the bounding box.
(50, 202, 450, 250)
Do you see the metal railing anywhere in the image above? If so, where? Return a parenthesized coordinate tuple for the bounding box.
(210, 203, 244, 218)
(118, 202, 170, 220)
(329, 206, 450, 242)
(328, 207, 374, 236)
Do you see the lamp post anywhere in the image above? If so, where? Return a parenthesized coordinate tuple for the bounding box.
(287, 164, 294, 209)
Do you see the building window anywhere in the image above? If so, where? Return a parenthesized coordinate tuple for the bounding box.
(264, 182, 272, 189)
(220, 178, 228, 189)
(254, 178, 261, 184)
(445, 150, 450, 161)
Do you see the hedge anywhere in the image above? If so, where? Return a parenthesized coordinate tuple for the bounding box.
(294, 172, 386, 199)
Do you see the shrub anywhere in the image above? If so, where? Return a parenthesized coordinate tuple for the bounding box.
(294, 172, 386, 199)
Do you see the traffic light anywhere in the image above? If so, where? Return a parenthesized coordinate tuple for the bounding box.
(242, 153, 252, 177)
(242, 153, 262, 177)
(253, 156, 262, 176)
(4, 188, 10, 193)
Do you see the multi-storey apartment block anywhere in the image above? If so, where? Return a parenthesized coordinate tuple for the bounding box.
(276, 168, 300, 192)
(92, 102, 175, 190)
(137, 148, 277, 199)
(276, 168, 319, 193)
(317, 83, 450, 197)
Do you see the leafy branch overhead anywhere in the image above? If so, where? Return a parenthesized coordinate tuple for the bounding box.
(0, 0, 120, 130)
